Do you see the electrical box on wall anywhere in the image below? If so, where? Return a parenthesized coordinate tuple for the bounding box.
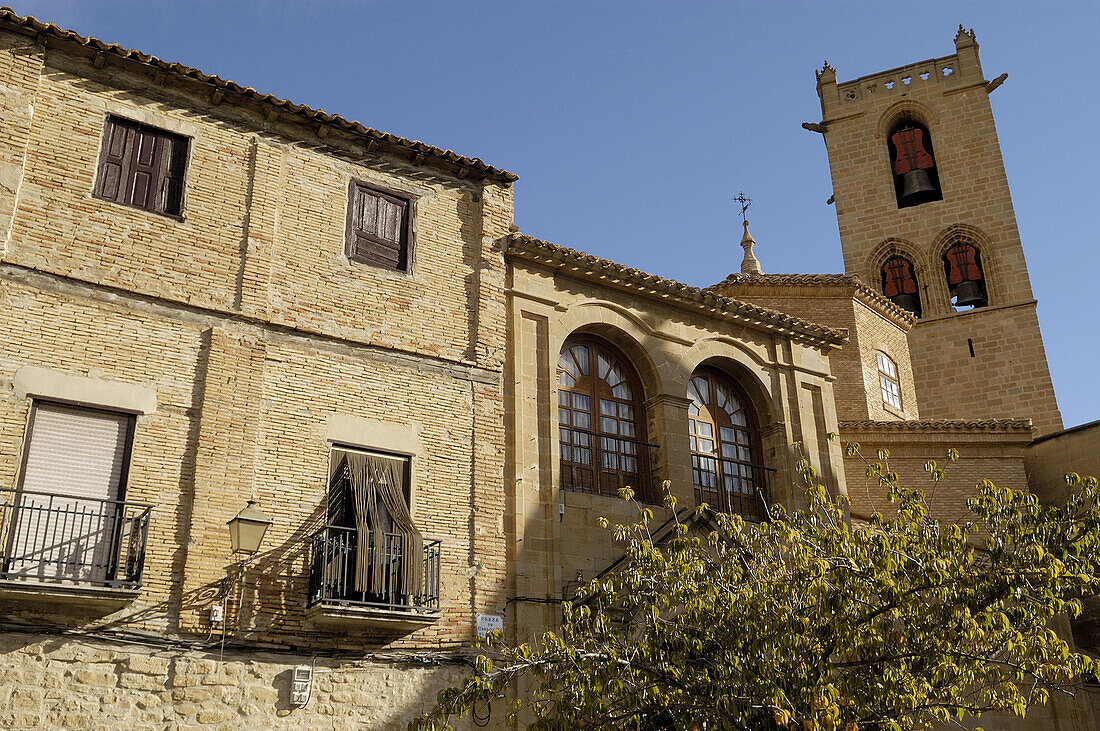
(291, 665, 313, 707)
(209, 604, 224, 623)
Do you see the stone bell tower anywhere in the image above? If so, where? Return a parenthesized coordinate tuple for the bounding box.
(810, 27, 1062, 436)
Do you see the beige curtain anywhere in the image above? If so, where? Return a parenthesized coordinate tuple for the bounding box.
(345, 452, 423, 599)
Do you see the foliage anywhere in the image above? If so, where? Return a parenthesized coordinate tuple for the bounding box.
(415, 446, 1100, 730)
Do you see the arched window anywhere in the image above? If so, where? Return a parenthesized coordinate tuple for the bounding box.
(888, 121, 942, 208)
(876, 352, 902, 410)
(881, 255, 922, 317)
(558, 337, 651, 500)
(687, 369, 765, 521)
(943, 241, 987, 309)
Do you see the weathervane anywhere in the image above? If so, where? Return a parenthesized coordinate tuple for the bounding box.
(734, 191, 752, 221)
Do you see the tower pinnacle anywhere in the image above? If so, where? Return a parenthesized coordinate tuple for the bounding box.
(740, 220, 762, 275)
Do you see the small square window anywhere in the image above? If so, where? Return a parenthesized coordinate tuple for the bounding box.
(94, 116, 188, 217)
(345, 182, 413, 271)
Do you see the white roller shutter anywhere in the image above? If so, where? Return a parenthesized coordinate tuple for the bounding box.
(9, 402, 134, 583)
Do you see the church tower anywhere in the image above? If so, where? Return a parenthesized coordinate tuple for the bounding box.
(811, 28, 1062, 436)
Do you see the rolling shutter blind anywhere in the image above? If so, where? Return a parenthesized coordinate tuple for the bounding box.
(347, 184, 409, 270)
(21, 402, 133, 502)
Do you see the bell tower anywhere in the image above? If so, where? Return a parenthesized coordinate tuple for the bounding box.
(811, 27, 1062, 435)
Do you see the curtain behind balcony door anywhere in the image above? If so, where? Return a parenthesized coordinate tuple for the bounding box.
(345, 452, 423, 598)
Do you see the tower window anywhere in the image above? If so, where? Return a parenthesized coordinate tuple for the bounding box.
(888, 122, 942, 208)
(876, 353, 902, 410)
(943, 241, 988, 310)
(881, 256, 922, 317)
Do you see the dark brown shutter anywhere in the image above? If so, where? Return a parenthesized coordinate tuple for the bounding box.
(127, 127, 161, 211)
(95, 118, 136, 203)
(346, 183, 409, 271)
(95, 116, 188, 216)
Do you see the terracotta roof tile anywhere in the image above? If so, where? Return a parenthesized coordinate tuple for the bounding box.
(840, 419, 1034, 432)
(0, 7, 517, 183)
(710, 272, 917, 329)
(504, 233, 849, 349)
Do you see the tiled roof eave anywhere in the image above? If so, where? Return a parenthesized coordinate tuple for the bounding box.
(505, 234, 850, 349)
(840, 419, 1035, 432)
(711, 273, 917, 330)
(0, 7, 517, 184)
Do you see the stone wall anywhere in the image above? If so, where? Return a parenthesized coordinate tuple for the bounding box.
(0, 632, 473, 730)
(815, 31, 1063, 437)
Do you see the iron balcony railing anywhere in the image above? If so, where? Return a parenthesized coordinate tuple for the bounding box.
(308, 525, 441, 614)
(691, 453, 776, 523)
(0, 488, 152, 589)
(559, 426, 660, 503)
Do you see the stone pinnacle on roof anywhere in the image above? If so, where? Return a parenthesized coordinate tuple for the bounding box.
(740, 220, 762, 275)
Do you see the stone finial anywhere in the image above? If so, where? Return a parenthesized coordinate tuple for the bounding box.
(954, 24, 977, 47)
(816, 61, 837, 85)
(740, 220, 762, 275)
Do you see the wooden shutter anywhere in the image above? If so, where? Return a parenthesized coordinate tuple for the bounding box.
(20, 402, 134, 501)
(95, 116, 188, 216)
(346, 183, 410, 270)
(95, 117, 137, 204)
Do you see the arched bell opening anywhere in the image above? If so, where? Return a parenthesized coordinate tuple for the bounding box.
(888, 121, 943, 208)
(943, 241, 988, 310)
(880, 255, 922, 318)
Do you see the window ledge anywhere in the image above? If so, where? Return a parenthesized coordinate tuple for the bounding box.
(0, 579, 141, 613)
(305, 601, 441, 632)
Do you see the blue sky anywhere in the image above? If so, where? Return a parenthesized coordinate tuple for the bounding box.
(13, 1, 1099, 428)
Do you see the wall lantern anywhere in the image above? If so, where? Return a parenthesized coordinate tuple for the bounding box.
(227, 500, 272, 556)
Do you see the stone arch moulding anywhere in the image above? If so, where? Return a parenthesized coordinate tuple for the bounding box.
(553, 301, 668, 401)
(867, 238, 933, 316)
(876, 99, 940, 141)
(681, 337, 779, 428)
(932, 223, 999, 305)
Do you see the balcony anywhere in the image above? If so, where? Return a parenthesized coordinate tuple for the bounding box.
(691, 454, 775, 523)
(306, 525, 441, 631)
(559, 427, 660, 503)
(0, 488, 152, 609)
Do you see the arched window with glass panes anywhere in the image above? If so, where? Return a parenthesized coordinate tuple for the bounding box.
(557, 337, 653, 501)
(687, 369, 766, 521)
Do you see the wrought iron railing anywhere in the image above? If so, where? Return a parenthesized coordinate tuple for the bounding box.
(691, 454, 775, 522)
(307, 525, 441, 614)
(0, 488, 152, 588)
(559, 427, 660, 503)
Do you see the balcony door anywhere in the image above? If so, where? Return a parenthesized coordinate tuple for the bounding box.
(4, 401, 134, 584)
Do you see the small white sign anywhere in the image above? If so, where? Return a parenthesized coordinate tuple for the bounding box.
(476, 613, 504, 638)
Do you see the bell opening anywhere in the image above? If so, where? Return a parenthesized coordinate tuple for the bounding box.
(889, 121, 943, 209)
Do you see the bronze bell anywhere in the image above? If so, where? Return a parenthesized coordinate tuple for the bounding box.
(890, 293, 921, 315)
(954, 280, 986, 307)
(899, 169, 937, 205)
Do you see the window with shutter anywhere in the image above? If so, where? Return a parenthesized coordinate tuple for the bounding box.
(8, 401, 136, 584)
(94, 116, 189, 217)
(345, 181, 412, 271)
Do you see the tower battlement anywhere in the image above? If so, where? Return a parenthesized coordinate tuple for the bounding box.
(816, 29, 985, 121)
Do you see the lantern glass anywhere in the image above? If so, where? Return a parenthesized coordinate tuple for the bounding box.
(227, 500, 272, 555)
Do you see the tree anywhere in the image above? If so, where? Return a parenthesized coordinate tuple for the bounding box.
(415, 446, 1100, 730)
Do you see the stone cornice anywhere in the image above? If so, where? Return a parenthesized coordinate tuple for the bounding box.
(709, 273, 917, 332)
(503, 234, 850, 350)
(0, 8, 517, 184)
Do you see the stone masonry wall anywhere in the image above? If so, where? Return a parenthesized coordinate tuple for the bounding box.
(0, 633, 474, 730)
(816, 33, 1062, 437)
